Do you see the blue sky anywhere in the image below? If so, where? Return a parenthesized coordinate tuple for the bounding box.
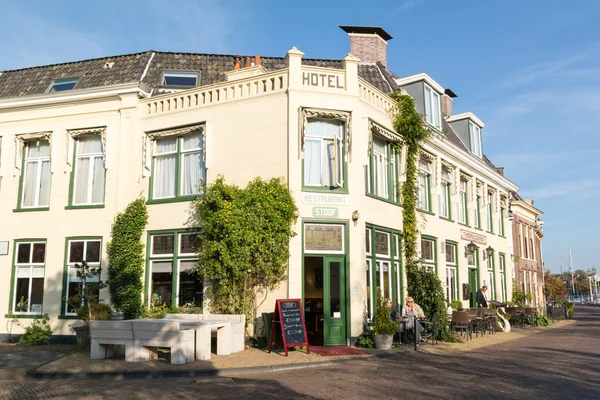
(1, 0, 598, 273)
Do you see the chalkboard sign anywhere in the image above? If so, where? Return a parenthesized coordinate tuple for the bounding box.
(268, 299, 310, 356)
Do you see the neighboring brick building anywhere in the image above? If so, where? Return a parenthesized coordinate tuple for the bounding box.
(510, 192, 545, 309)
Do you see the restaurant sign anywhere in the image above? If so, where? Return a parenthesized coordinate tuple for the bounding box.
(460, 229, 486, 245)
(312, 207, 339, 218)
(302, 193, 348, 206)
(304, 223, 344, 253)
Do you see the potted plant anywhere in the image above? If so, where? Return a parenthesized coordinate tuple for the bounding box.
(67, 261, 110, 348)
(373, 292, 399, 349)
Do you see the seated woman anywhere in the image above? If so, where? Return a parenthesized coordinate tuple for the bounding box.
(401, 297, 426, 343)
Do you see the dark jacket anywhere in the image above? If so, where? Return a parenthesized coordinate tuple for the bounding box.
(476, 289, 488, 308)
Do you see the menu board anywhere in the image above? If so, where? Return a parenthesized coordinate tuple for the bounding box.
(268, 299, 310, 356)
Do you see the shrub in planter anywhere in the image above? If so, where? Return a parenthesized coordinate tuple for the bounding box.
(373, 292, 398, 349)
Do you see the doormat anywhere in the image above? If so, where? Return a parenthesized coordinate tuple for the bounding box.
(309, 346, 371, 356)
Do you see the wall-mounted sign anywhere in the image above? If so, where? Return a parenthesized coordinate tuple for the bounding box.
(302, 193, 348, 206)
(304, 223, 344, 253)
(0, 241, 8, 255)
(460, 229, 486, 245)
(302, 72, 344, 89)
(312, 207, 339, 218)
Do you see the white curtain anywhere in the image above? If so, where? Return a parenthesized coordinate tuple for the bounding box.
(304, 119, 341, 187)
(153, 138, 177, 198)
(91, 157, 105, 203)
(304, 139, 321, 186)
(74, 158, 90, 204)
(180, 133, 204, 196)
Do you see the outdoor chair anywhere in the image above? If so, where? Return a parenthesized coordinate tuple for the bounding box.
(421, 312, 438, 346)
(468, 308, 485, 337)
(451, 311, 472, 341)
(524, 307, 538, 327)
(506, 307, 523, 329)
(484, 309, 497, 334)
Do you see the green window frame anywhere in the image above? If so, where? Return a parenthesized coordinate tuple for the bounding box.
(15, 140, 52, 212)
(302, 118, 348, 193)
(145, 230, 203, 308)
(417, 158, 432, 213)
(420, 235, 437, 273)
(365, 224, 402, 320)
(499, 204, 506, 236)
(439, 168, 452, 219)
(486, 252, 496, 300)
(486, 192, 494, 233)
(148, 129, 206, 204)
(445, 241, 458, 303)
(67, 135, 106, 209)
(366, 135, 400, 203)
(474, 195, 482, 229)
(60, 237, 103, 317)
(499, 253, 507, 303)
(9, 239, 46, 316)
(457, 179, 469, 225)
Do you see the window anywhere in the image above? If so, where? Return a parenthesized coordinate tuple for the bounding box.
(487, 254, 496, 300)
(72, 136, 105, 205)
(499, 198, 506, 236)
(304, 119, 344, 189)
(365, 226, 401, 319)
(458, 179, 469, 224)
(367, 135, 401, 202)
(21, 140, 51, 208)
(445, 242, 457, 303)
(417, 159, 432, 212)
(474, 194, 481, 229)
(148, 231, 202, 307)
(424, 84, 441, 128)
(12, 241, 46, 315)
(162, 71, 198, 87)
(439, 168, 452, 218)
(468, 122, 482, 158)
(48, 77, 79, 92)
(486, 192, 494, 232)
(64, 239, 102, 315)
(420, 237, 436, 272)
(152, 131, 205, 200)
(499, 254, 506, 302)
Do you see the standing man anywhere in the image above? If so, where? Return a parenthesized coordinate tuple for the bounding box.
(476, 285, 488, 308)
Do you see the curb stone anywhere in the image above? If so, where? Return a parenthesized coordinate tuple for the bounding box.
(26, 352, 398, 380)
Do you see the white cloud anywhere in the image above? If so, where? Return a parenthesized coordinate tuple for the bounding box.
(521, 178, 600, 201)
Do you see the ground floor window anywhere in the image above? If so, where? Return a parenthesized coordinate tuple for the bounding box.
(13, 241, 46, 315)
(445, 242, 458, 303)
(64, 238, 102, 315)
(148, 231, 202, 307)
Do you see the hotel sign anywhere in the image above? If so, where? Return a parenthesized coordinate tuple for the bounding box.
(302, 72, 344, 89)
(460, 229, 486, 245)
(302, 193, 348, 206)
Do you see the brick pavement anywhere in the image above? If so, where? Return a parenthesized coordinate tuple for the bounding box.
(1, 306, 598, 399)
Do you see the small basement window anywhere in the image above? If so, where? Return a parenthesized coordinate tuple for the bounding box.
(48, 78, 79, 92)
(162, 71, 198, 87)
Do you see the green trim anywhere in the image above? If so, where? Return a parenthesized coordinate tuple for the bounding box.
(65, 205, 105, 210)
(498, 234, 506, 239)
(499, 208, 505, 237)
(499, 253, 507, 302)
(474, 196, 481, 229)
(417, 208, 435, 216)
(145, 228, 200, 307)
(365, 193, 401, 207)
(13, 207, 50, 213)
(458, 222, 470, 228)
(444, 240, 459, 303)
(365, 224, 403, 309)
(474, 227, 484, 232)
(146, 196, 197, 205)
(8, 239, 47, 316)
(60, 236, 103, 318)
(301, 220, 350, 345)
(420, 234, 437, 274)
(439, 216, 454, 222)
(301, 119, 349, 194)
(4, 314, 38, 319)
(366, 137, 401, 203)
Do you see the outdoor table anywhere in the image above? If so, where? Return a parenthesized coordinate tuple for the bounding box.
(160, 319, 232, 360)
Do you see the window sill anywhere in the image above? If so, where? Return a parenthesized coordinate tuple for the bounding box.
(302, 186, 349, 195)
(473, 227, 484, 231)
(147, 196, 199, 205)
(458, 222, 470, 228)
(365, 193, 401, 207)
(486, 230, 494, 235)
(498, 234, 506, 238)
(439, 216, 454, 222)
(65, 205, 105, 210)
(58, 315, 80, 320)
(13, 207, 50, 213)
(417, 208, 435, 216)
(4, 314, 42, 319)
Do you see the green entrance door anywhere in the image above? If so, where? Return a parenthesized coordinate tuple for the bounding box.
(324, 256, 346, 346)
(468, 268, 479, 308)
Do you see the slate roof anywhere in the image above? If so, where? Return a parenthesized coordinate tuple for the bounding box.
(442, 118, 500, 173)
(0, 51, 394, 98)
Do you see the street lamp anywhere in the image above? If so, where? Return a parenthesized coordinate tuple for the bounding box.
(464, 241, 478, 258)
(484, 246, 494, 260)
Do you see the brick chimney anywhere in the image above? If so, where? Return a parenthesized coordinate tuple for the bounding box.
(442, 88, 457, 118)
(340, 26, 392, 67)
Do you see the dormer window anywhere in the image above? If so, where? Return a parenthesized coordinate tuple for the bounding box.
(469, 121, 482, 158)
(48, 78, 79, 93)
(162, 71, 198, 88)
(424, 84, 441, 129)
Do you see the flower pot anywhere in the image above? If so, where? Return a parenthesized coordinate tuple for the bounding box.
(73, 325, 91, 349)
(374, 334, 393, 350)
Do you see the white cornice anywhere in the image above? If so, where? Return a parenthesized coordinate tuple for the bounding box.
(0, 82, 151, 109)
(511, 200, 544, 216)
(394, 73, 444, 94)
(446, 112, 485, 128)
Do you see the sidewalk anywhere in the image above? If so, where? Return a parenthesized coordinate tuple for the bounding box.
(17, 318, 576, 380)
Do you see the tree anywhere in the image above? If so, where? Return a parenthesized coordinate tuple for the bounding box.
(67, 260, 109, 323)
(193, 176, 297, 323)
(544, 271, 566, 303)
(107, 197, 149, 319)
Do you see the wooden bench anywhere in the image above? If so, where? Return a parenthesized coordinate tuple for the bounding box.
(89, 320, 135, 361)
(165, 313, 245, 353)
(131, 320, 195, 365)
